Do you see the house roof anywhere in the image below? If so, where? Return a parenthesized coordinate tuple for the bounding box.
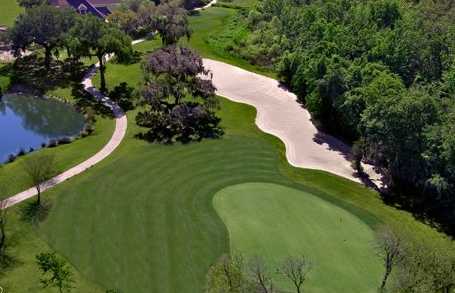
(50, 0, 118, 18)
(89, 0, 121, 5)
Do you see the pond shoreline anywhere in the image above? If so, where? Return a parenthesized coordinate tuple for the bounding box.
(0, 92, 88, 165)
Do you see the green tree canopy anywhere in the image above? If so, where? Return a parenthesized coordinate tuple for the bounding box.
(67, 15, 132, 92)
(10, 5, 76, 69)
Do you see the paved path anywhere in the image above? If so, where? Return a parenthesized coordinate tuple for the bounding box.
(203, 59, 383, 186)
(2, 57, 128, 208)
(194, 0, 217, 10)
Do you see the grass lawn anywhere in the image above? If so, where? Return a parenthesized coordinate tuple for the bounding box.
(2, 4, 452, 293)
(33, 96, 447, 293)
(214, 182, 382, 292)
(0, 0, 22, 27)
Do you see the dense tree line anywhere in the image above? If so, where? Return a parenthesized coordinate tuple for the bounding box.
(221, 0, 455, 234)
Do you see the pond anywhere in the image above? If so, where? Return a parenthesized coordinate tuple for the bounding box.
(0, 94, 85, 163)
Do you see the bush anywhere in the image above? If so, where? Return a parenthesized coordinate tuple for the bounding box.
(58, 137, 72, 145)
(7, 154, 17, 163)
(17, 148, 26, 156)
(109, 82, 136, 112)
(47, 140, 58, 148)
(136, 103, 223, 144)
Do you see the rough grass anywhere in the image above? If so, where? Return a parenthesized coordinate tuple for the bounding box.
(214, 182, 382, 293)
(185, 7, 276, 78)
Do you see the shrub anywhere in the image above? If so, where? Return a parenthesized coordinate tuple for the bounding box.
(7, 154, 17, 163)
(47, 140, 58, 148)
(17, 148, 26, 156)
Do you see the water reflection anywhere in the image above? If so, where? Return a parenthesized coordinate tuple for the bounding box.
(0, 94, 84, 163)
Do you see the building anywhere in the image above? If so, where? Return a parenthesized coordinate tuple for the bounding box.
(50, 0, 121, 18)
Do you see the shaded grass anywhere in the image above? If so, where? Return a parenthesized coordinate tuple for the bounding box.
(214, 182, 382, 293)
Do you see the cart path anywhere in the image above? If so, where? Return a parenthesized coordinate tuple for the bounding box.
(2, 55, 128, 208)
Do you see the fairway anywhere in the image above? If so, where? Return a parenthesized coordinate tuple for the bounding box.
(214, 182, 382, 292)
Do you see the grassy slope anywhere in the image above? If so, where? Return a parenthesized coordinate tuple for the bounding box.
(214, 182, 382, 293)
(0, 0, 22, 27)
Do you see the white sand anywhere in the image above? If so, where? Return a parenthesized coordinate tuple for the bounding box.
(204, 59, 383, 186)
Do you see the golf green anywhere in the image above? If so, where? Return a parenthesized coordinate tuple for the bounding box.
(214, 182, 383, 293)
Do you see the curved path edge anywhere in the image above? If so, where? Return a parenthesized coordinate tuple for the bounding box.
(1, 48, 138, 208)
(203, 59, 384, 188)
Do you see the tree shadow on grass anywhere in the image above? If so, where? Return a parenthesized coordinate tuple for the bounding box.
(11, 55, 87, 94)
(20, 200, 52, 226)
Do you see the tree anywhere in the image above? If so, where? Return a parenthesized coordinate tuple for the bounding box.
(67, 15, 132, 92)
(375, 225, 404, 292)
(279, 256, 311, 293)
(109, 82, 137, 111)
(107, 8, 139, 37)
(206, 254, 252, 293)
(17, 0, 49, 8)
(394, 240, 455, 293)
(247, 256, 275, 293)
(10, 5, 76, 69)
(23, 154, 55, 206)
(108, 0, 157, 37)
(36, 252, 74, 293)
(155, 0, 191, 45)
(360, 88, 440, 190)
(137, 46, 221, 143)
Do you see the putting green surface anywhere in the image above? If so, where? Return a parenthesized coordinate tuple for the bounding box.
(214, 182, 382, 293)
